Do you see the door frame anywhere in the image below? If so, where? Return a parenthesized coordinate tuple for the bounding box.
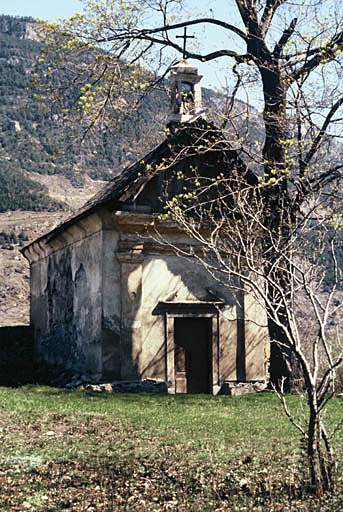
(164, 304, 220, 394)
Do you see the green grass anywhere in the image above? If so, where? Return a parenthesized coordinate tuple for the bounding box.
(0, 387, 342, 511)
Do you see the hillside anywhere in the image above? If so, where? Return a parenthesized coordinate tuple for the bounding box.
(0, 15, 171, 212)
(0, 211, 64, 326)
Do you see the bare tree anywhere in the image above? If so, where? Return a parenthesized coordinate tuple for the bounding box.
(151, 153, 343, 494)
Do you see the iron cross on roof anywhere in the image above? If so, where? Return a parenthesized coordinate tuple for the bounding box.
(176, 26, 195, 59)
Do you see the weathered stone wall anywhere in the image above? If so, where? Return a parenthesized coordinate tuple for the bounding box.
(29, 214, 103, 383)
(0, 325, 34, 385)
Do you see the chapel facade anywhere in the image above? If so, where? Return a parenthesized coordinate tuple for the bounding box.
(22, 62, 270, 393)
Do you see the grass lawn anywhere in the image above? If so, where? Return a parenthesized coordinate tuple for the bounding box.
(0, 386, 342, 511)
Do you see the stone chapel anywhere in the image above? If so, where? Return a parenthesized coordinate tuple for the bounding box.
(21, 61, 270, 394)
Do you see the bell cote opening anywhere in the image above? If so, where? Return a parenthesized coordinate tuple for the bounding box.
(167, 61, 204, 127)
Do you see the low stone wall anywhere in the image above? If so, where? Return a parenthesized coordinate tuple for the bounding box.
(0, 326, 34, 385)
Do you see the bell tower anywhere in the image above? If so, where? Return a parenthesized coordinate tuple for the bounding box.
(167, 61, 204, 127)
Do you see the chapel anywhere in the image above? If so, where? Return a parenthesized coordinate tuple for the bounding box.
(21, 61, 270, 393)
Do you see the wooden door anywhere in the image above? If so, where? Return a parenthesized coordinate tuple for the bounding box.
(174, 317, 211, 394)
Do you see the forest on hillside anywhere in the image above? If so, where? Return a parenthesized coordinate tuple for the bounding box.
(0, 15, 170, 212)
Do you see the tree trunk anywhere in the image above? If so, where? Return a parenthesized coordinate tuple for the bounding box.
(306, 401, 335, 495)
(258, 56, 299, 388)
(308, 407, 323, 495)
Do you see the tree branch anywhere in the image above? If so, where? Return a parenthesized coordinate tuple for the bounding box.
(261, 0, 287, 36)
(135, 33, 246, 62)
(136, 17, 247, 42)
(235, 0, 259, 34)
(274, 17, 297, 58)
(291, 30, 343, 82)
(303, 96, 343, 168)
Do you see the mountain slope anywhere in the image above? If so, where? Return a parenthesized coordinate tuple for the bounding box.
(0, 15, 170, 212)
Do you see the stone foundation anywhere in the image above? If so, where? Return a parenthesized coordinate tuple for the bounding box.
(221, 381, 268, 395)
(69, 379, 168, 393)
(65, 378, 267, 395)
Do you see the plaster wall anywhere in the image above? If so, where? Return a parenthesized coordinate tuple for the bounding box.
(244, 291, 270, 380)
(101, 219, 270, 388)
(30, 217, 103, 381)
(139, 254, 238, 384)
(138, 254, 269, 386)
(101, 228, 121, 379)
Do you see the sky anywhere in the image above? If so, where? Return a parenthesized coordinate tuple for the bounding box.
(0, 0, 240, 89)
(1, 0, 84, 21)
